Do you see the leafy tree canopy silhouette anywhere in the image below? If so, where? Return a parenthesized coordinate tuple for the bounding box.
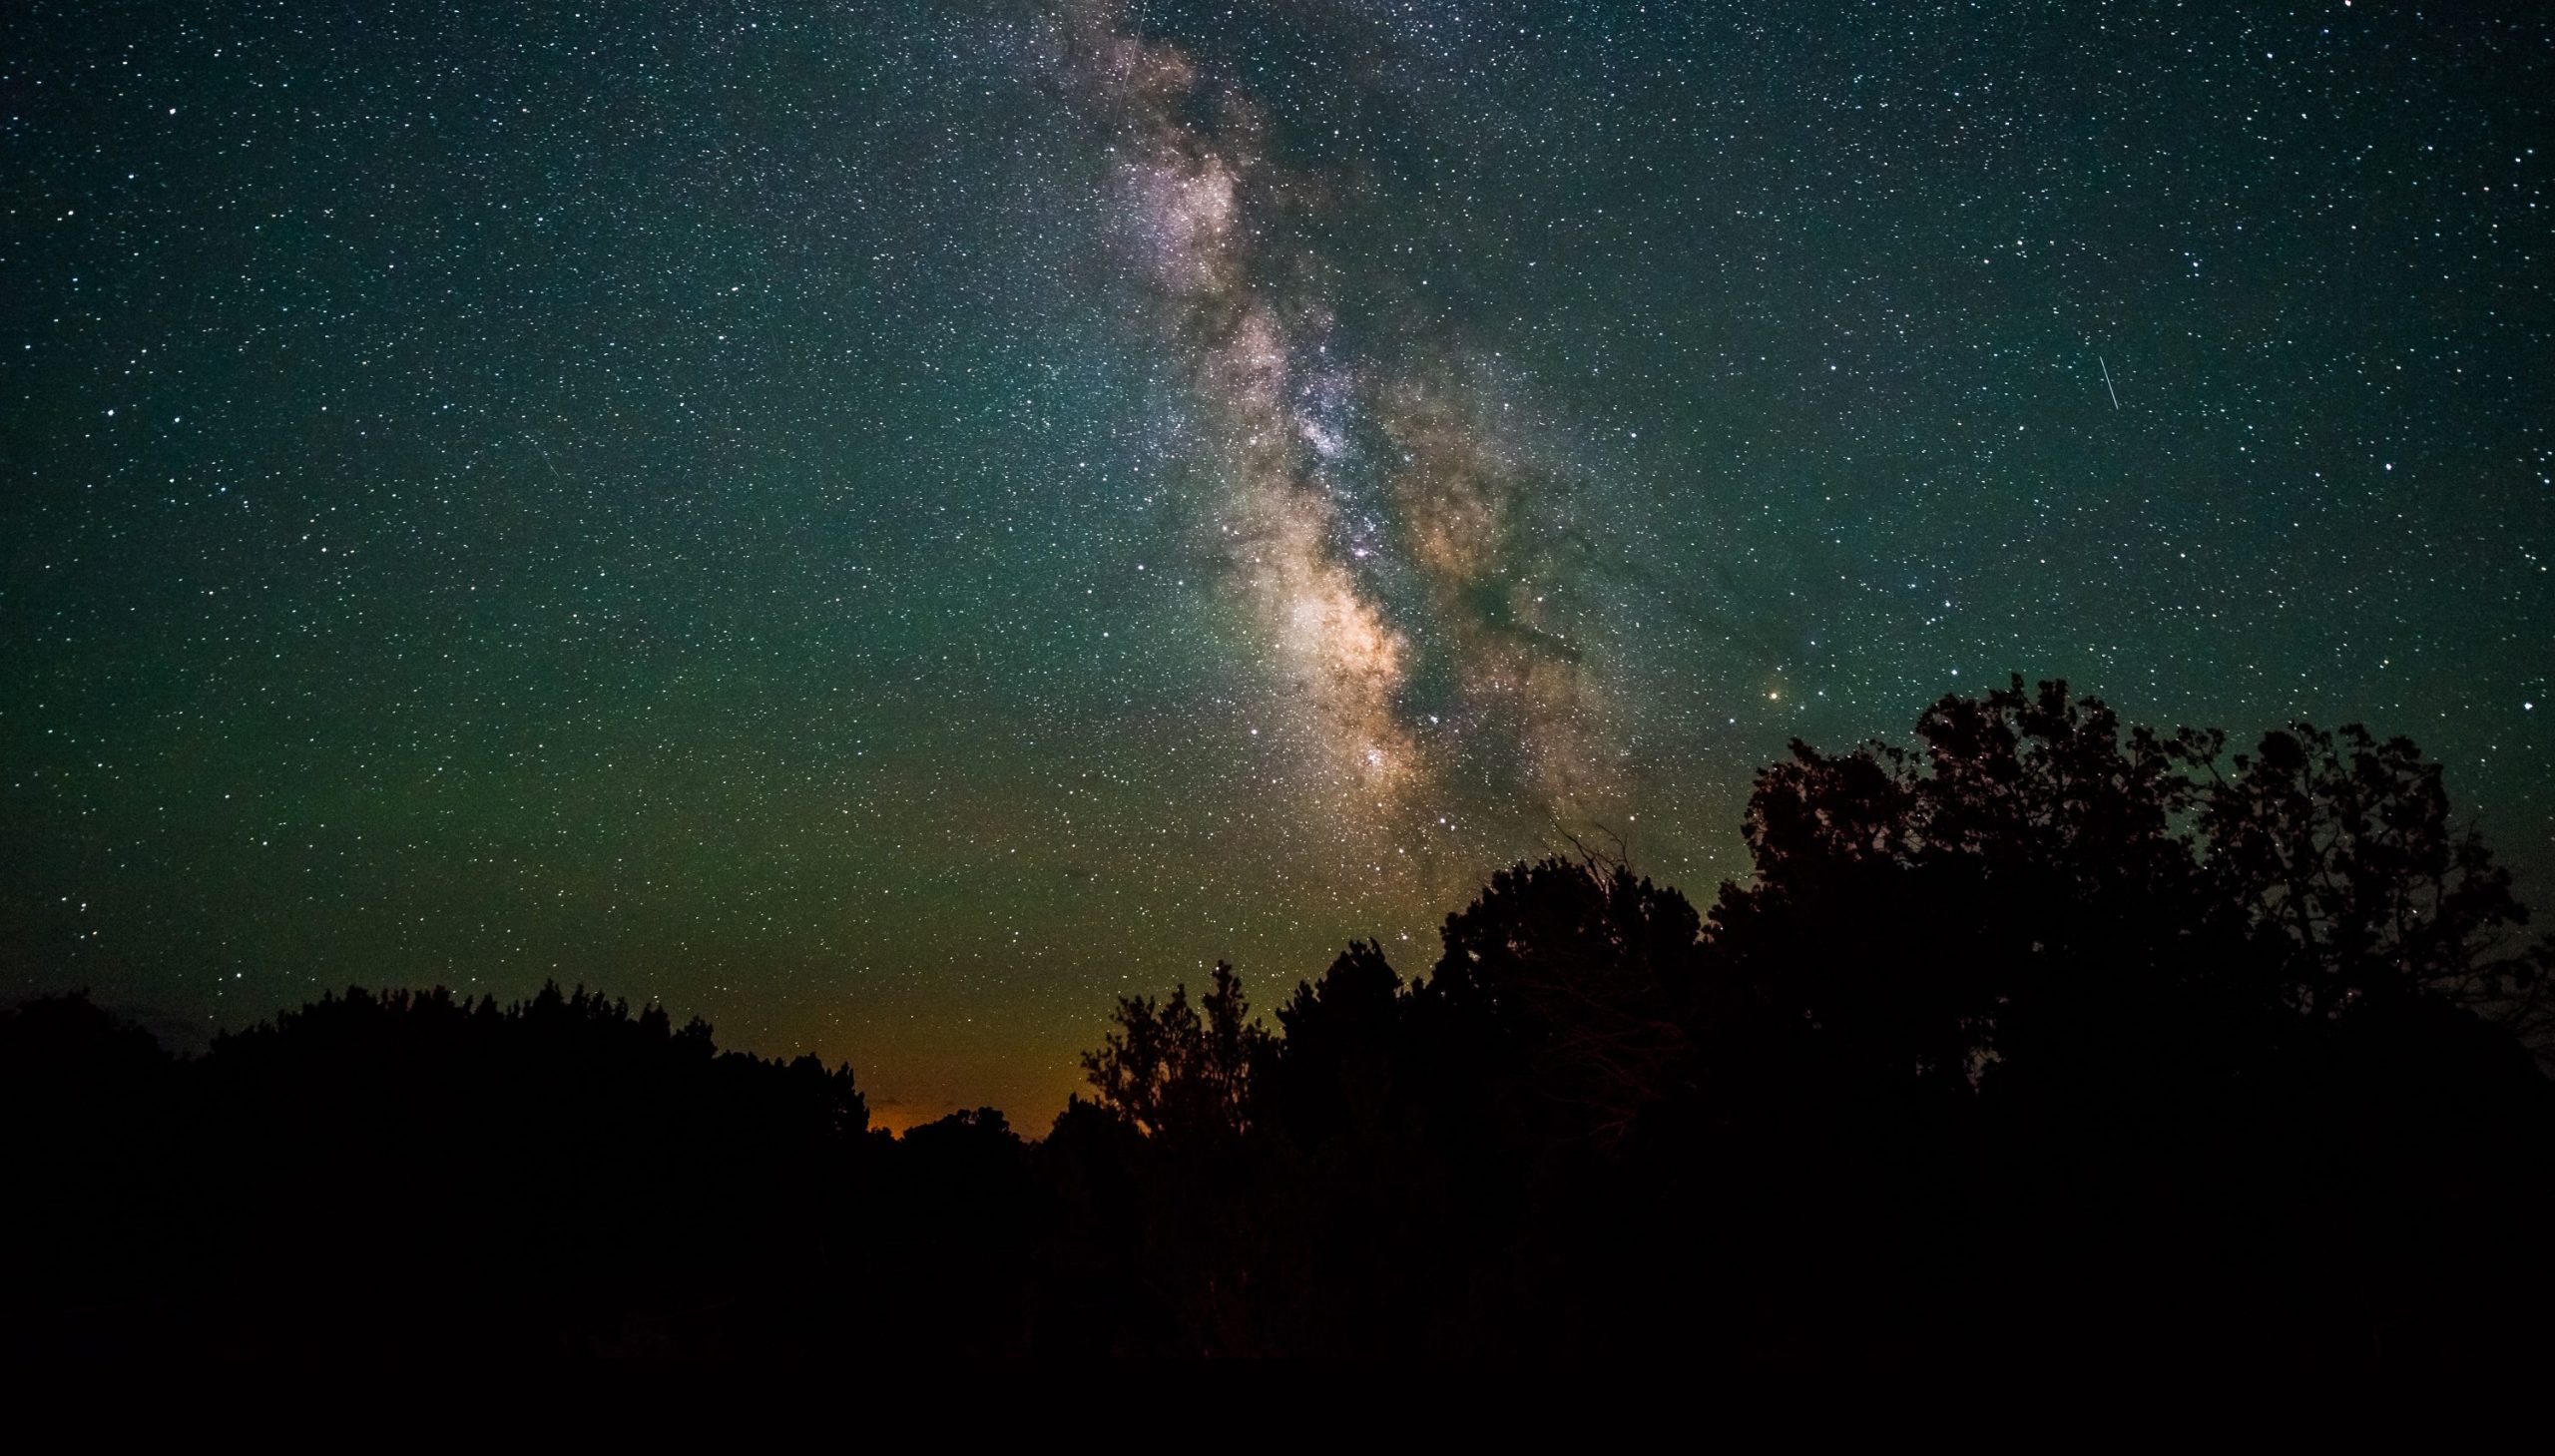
(8, 676, 2552, 1365)
(1080, 961, 1268, 1142)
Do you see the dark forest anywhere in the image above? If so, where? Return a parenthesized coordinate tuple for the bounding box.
(11, 680, 2552, 1364)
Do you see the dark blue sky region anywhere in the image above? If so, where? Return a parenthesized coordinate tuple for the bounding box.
(4, 1, 2546, 1124)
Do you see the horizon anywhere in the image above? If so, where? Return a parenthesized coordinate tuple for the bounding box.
(39, 676, 2553, 1136)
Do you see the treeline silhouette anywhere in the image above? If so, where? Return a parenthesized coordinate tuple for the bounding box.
(8, 679, 2552, 1363)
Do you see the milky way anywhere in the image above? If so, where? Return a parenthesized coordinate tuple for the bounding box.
(4, 1, 2547, 1126)
(1053, 0, 1616, 839)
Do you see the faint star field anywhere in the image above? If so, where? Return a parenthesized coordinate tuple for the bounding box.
(3, 1, 2547, 1126)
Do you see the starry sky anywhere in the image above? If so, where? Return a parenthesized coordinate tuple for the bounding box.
(5, 1, 2548, 1128)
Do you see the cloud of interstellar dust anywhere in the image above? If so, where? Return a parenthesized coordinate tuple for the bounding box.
(1047, 0, 1615, 840)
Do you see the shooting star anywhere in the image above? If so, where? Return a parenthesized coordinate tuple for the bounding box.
(2098, 355, 2120, 411)
(525, 430, 570, 486)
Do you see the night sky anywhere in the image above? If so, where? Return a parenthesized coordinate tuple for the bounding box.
(5, 2, 2547, 1128)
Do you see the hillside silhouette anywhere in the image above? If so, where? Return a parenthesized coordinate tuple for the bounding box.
(8, 679, 2552, 1363)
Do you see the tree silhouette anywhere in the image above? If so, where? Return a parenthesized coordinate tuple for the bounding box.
(1695, 680, 2552, 1075)
(2201, 722, 2540, 1018)
(1425, 856, 1706, 1149)
(7, 677, 2552, 1365)
(1079, 961, 1268, 1141)
(1261, 941, 1408, 1146)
